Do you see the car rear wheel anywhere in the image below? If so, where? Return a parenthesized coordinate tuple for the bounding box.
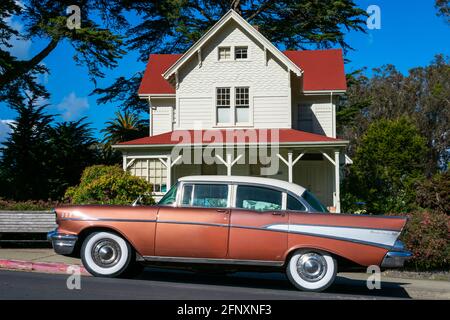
(286, 249, 337, 292)
(81, 231, 136, 278)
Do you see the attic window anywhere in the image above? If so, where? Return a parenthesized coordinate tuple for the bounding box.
(235, 46, 248, 60)
(218, 47, 231, 60)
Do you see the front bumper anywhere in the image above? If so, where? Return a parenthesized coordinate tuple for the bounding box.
(381, 240, 412, 268)
(47, 229, 78, 255)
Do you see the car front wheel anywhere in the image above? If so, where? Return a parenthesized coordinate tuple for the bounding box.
(286, 250, 337, 292)
(81, 231, 135, 278)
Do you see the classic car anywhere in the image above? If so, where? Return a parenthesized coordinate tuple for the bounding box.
(48, 175, 411, 292)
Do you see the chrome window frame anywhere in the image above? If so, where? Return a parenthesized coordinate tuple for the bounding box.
(177, 181, 232, 209)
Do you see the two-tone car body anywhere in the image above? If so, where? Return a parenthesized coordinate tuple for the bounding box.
(48, 175, 411, 291)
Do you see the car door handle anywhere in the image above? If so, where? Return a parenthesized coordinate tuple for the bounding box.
(272, 211, 285, 216)
(216, 209, 229, 214)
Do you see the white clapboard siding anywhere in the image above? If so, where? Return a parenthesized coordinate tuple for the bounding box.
(151, 98, 175, 135)
(253, 96, 290, 128)
(0, 211, 56, 233)
(178, 97, 214, 129)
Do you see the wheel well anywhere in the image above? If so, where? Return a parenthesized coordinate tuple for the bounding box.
(284, 247, 362, 271)
(71, 227, 133, 258)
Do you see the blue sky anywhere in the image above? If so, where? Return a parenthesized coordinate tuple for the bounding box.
(0, 0, 449, 142)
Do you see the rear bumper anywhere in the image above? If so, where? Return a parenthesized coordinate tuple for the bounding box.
(47, 229, 78, 255)
(381, 240, 412, 268)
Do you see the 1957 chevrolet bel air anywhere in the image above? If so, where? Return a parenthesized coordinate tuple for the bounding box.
(48, 175, 412, 292)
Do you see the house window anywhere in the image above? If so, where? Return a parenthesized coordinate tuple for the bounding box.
(235, 87, 249, 123)
(218, 47, 231, 60)
(298, 104, 313, 133)
(235, 46, 248, 60)
(216, 87, 231, 124)
(129, 159, 167, 193)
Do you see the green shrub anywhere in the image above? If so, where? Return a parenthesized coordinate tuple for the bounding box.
(415, 171, 449, 215)
(64, 165, 154, 205)
(397, 210, 450, 270)
(0, 198, 59, 211)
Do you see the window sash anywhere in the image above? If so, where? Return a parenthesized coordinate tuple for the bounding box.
(235, 46, 248, 60)
(218, 47, 231, 60)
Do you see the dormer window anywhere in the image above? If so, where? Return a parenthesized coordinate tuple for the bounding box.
(218, 47, 231, 60)
(235, 46, 248, 60)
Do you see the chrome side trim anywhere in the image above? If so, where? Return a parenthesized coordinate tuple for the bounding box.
(142, 256, 284, 267)
(61, 218, 157, 223)
(157, 220, 229, 228)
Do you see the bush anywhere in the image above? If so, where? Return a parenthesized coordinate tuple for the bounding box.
(64, 165, 154, 205)
(343, 117, 428, 214)
(415, 171, 449, 215)
(396, 210, 450, 270)
(0, 198, 59, 211)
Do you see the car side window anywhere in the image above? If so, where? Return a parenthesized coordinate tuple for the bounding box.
(182, 184, 228, 208)
(236, 185, 282, 212)
(181, 184, 193, 205)
(287, 194, 306, 211)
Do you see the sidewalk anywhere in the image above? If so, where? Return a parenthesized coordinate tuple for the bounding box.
(0, 248, 448, 299)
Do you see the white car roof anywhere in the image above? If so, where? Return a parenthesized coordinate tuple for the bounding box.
(178, 175, 306, 196)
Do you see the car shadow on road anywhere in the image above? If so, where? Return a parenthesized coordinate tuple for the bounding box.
(136, 267, 411, 299)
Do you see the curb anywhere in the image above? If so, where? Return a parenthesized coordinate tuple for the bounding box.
(0, 259, 90, 276)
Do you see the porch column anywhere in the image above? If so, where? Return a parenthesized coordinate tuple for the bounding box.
(216, 153, 243, 176)
(122, 155, 127, 171)
(322, 151, 341, 213)
(334, 150, 341, 213)
(159, 155, 182, 190)
(276, 152, 305, 183)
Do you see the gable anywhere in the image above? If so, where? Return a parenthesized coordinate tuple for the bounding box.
(162, 9, 303, 81)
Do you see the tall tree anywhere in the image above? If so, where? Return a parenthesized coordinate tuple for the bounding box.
(47, 118, 98, 198)
(0, 97, 54, 200)
(435, 0, 450, 23)
(0, 0, 126, 106)
(94, 0, 367, 112)
(338, 55, 450, 174)
(101, 110, 149, 147)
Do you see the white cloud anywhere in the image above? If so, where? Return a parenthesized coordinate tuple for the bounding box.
(56, 92, 90, 121)
(3, 17, 31, 60)
(0, 120, 15, 143)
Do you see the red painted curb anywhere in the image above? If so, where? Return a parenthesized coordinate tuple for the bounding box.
(0, 259, 90, 275)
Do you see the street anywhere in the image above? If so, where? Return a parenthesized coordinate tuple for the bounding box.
(0, 268, 413, 300)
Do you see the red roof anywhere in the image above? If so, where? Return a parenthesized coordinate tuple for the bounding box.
(118, 129, 342, 146)
(138, 49, 346, 95)
(138, 54, 182, 95)
(283, 49, 347, 91)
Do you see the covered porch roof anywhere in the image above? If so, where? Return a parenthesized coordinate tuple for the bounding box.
(113, 129, 348, 149)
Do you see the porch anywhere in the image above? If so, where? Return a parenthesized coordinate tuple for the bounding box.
(113, 129, 349, 212)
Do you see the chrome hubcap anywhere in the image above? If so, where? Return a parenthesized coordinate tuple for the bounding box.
(91, 239, 121, 268)
(296, 253, 327, 282)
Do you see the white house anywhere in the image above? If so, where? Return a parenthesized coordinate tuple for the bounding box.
(113, 10, 350, 212)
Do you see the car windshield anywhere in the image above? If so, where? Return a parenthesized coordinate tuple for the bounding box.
(302, 190, 329, 213)
(158, 183, 178, 205)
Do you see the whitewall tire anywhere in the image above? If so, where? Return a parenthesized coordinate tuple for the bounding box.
(81, 231, 134, 278)
(286, 250, 337, 292)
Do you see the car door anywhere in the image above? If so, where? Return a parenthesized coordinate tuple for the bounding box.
(155, 183, 230, 258)
(229, 185, 288, 261)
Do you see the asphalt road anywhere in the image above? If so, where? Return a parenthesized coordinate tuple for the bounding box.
(0, 268, 411, 300)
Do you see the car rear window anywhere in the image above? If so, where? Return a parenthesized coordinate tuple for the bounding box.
(236, 185, 282, 212)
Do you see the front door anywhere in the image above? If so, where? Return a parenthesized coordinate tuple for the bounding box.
(229, 185, 288, 261)
(155, 183, 230, 258)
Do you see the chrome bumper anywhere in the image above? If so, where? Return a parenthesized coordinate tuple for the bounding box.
(47, 230, 78, 255)
(381, 240, 412, 268)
